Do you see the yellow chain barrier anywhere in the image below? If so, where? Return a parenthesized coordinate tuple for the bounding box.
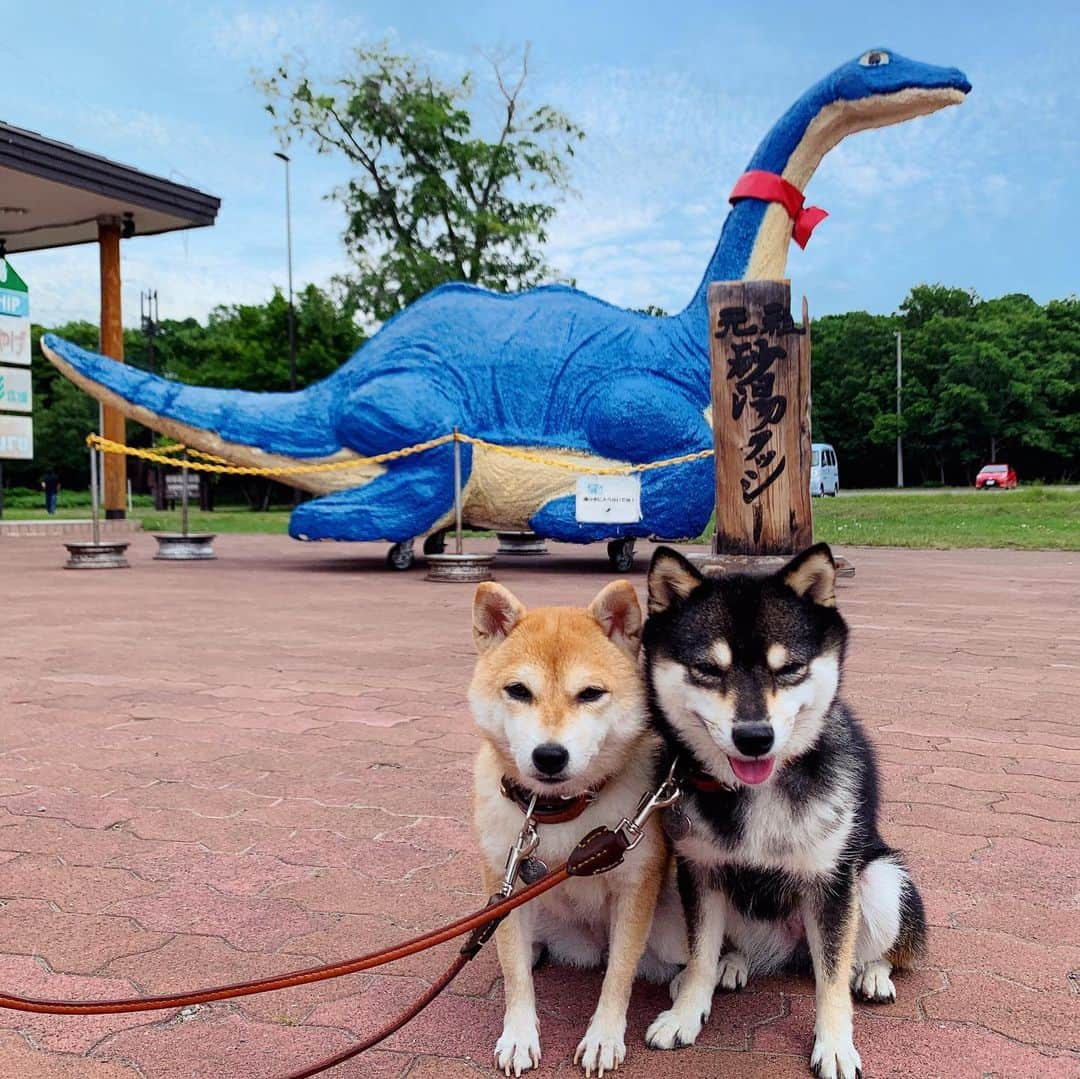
(457, 435, 714, 475)
(86, 432, 714, 478)
(151, 443, 231, 464)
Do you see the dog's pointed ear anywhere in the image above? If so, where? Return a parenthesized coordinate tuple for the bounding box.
(473, 582, 526, 653)
(588, 580, 643, 657)
(780, 543, 837, 607)
(647, 546, 703, 614)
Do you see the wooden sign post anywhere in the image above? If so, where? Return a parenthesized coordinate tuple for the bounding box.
(708, 279, 813, 560)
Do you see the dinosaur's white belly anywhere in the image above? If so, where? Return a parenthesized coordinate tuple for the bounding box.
(454, 442, 631, 531)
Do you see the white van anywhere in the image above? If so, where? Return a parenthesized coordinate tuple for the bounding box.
(811, 443, 839, 497)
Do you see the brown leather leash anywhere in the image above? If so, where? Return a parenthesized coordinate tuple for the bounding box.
(0, 769, 683, 1078)
(0, 866, 569, 1016)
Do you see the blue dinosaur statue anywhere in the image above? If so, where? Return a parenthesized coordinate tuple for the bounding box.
(43, 48, 969, 568)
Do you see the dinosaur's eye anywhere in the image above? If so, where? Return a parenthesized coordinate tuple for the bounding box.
(859, 50, 890, 67)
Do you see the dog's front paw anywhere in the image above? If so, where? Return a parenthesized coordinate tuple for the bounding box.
(717, 950, 748, 992)
(852, 959, 895, 1004)
(494, 1011, 541, 1077)
(810, 1031, 862, 1079)
(645, 1003, 708, 1050)
(574, 1018, 626, 1077)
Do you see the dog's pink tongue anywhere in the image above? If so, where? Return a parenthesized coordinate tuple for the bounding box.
(729, 756, 775, 784)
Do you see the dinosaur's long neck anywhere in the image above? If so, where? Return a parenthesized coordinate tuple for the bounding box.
(673, 80, 847, 334)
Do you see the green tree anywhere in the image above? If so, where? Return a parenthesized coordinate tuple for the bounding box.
(898, 284, 977, 327)
(155, 285, 363, 391)
(812, 288, 1080, 486)
(261, 44, 584, 324)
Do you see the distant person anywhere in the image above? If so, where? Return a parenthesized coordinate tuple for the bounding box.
(42, 468, 60, 515)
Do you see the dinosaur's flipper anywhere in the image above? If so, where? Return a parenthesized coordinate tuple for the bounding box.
(289, 442, 470, 543)
(529, 455, 714, 543)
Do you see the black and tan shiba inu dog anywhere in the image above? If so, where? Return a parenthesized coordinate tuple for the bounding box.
(641, 543, 926, 1079)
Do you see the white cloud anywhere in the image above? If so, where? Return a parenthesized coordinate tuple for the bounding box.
(206, 4, 375, 69)
(71, 106, 175, 151)
(532, 60, 771, 312)
(18, 27, 1072, 333)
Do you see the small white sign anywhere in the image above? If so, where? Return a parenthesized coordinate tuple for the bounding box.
(165, 473, 200, 499)
(0, 414, 33, 460)
(575, 474, 642, 524)
(0, 365, 32, 412)
(0, 315, 30, 367)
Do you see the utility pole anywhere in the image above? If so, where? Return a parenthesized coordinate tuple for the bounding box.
(895, 330, 904, 488)
(140, 289, 162, 507)
(140, 289, 159, 372)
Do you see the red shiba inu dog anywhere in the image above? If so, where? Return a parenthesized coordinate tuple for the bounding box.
(469, 580, 683, 1077)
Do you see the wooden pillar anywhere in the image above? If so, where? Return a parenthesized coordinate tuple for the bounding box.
(708, 279, 812, 557)
(98, 218, 126, 518)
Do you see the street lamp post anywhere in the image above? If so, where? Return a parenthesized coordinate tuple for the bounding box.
(273, 151, 297, 394)
(894, 330, 904, 488)
(274, 150, 299, 506)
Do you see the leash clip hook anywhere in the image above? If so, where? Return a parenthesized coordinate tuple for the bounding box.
(614, 760, 683, 851)
(498, 793, 541, 897)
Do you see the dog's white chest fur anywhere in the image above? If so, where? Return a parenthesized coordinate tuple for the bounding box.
(679, 777, 856, 879)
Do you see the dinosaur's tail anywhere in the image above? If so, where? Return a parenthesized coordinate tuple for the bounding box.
(41, 334, 359, 492)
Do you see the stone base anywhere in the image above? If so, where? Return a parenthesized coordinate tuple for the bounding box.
(689, 552, 855, 579)
(425, 552, 495, 583)
(496, 531, 549, 556)
(153, 533, 217, 560)
(64, 541, 131, 570)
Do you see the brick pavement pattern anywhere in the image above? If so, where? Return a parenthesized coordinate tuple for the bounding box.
(0, 534, 1077, 1079)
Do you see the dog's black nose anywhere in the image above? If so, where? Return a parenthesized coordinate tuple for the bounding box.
(732, 724, 774, 757)
(532, 742, 569, 775)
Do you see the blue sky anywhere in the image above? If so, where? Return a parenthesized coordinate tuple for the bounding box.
(6, 0, 1078, 328)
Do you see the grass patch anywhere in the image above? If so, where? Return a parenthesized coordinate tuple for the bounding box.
(136, 507, 294, 535)
(5, 504, 293, 534)
(5, 487, 1076, 550)
(811, 487, 1078, 550)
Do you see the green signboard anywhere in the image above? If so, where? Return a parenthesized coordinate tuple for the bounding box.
(0, 259, 32, 465)
(0, 260, 30, 367)
(0, 366, 32, 412)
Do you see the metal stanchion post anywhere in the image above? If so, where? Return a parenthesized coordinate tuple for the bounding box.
(453, 427, 463, 556)
(90, 444, 100, 546)
(424, 430, 493, 583)
(181, 453, 190, 538)
(63, 438, 130, 569)
(153, 451, 216, 561)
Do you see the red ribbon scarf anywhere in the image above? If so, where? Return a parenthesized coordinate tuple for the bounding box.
(729, 170, 828, 250)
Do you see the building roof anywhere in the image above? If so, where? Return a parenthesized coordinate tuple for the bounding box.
(0, 122, 220, 254)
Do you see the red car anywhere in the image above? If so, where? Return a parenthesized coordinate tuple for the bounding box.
(975, 463, 1018, 490)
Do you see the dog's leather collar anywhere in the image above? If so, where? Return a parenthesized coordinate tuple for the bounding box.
(500, 775, 605, 824)
(681, 766, 735, 794)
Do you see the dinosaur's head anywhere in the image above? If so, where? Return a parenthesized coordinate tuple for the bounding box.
(818, 48, 971, 132)
(749, 48, 972, 189)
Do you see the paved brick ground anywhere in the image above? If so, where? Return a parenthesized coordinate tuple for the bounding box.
(0, 534, 1077, 1079)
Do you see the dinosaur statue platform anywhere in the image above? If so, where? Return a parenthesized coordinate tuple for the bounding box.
(43, 49, 969, 568)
